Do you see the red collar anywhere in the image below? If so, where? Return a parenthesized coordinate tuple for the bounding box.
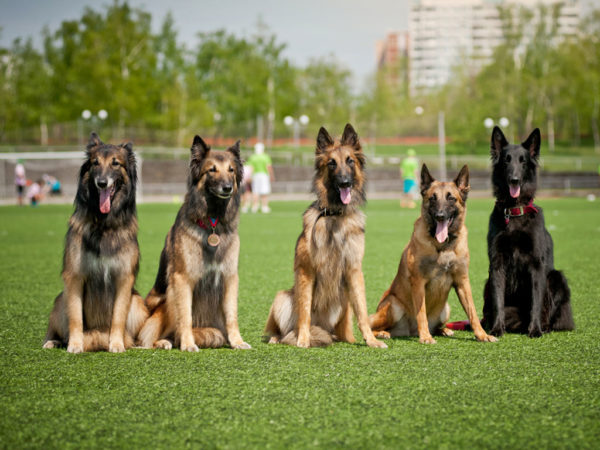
(503, 200, 538, 224)
(197, 217, 218, 229)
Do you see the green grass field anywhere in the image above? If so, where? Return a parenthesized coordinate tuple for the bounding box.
(1, 198, 599, 448)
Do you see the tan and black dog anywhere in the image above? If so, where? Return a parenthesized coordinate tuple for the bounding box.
(369, 164, 497, 344)
(264, 124, 387, 348)
(137, 135, 250, 351)
(43, 133, 148, 353)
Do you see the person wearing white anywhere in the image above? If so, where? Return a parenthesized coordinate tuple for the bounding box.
(248, 142, 274, 213)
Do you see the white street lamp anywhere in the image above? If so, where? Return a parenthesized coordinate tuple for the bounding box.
(499, 117, 510, 128)
(484, 118, 494, 129)
(283, 115, 309, 148)
(98, 109, 108, 121)
(81, 110, 92, 120)
(283, 115, 294, 127)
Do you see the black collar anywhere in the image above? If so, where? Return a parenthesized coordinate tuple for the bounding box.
(319, 207, 343, 217)
(314, 206, 343, 224)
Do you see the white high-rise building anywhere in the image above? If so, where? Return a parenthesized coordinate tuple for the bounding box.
(407, 0, 580, 92)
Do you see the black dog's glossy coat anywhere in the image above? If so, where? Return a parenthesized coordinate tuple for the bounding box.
(482, 127, 574, 337)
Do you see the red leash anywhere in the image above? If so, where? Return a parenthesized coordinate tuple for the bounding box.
(446, 320, 473, 331)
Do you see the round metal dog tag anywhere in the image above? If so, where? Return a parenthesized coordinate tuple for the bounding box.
(207, 233, 220, 247)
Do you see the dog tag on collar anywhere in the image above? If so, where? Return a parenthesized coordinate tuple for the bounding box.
(207, 232, 220, 247)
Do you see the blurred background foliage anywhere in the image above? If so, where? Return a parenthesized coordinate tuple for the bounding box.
(0, 1, 599, 153)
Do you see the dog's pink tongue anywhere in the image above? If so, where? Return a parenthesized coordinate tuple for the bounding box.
(435, 220, 450, 243)
(509, 185, 520, 198)
(340, 187, 351, 205)
(99, 189, 111, 214)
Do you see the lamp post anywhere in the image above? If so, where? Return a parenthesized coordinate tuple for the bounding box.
(484, 117, 509, 130)
(283, 115, 310, 148)
(79, 109, 108, 145)
(415, 106, 446, 180)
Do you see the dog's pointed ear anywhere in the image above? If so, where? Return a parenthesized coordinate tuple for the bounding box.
(490, 126, 508, 162)
(420, 164, 435, 195)
(191, 135, 210, 161)
(87, 132, 103, 150)
(454, 165, 470, 201)
(316, 127, 334, 154)
(227, 140, 241, 160)
(341, 123, 365, 167)
(121, 142, 133, 153)
(522, 128, 541, 160)
(341, 123, 359, 149)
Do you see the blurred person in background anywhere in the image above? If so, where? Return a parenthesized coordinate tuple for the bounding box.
(27, 178, 46, 206)
(400, 149, 419, 209)
(241, 162, 253, 213)
(248, 142, 275, 213)
(14, 159, 26, 206)
(43, 174, 62, 196)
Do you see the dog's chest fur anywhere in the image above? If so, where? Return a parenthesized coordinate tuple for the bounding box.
(306, 209, 364, 314)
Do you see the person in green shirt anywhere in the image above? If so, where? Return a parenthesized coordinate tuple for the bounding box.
(248, 142, 275, 213)
(400, 149, 419, 208)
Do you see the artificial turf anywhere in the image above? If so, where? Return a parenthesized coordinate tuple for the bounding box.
(0, 197, 599, 449)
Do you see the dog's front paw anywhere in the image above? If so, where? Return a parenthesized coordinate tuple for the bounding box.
(181, 343, 199, 352)
(231, 341, 252, 350)
(154, 339, 173, 350)
(374, 330, 391, 339)
(67, 338, 84, 354)
(296, 336, 310, 348)
(419, 336, 437, 344)
(490, 324, 505, 337)
(476, 332, 498, 343)
(109, 340, 126, 353)
(43, 340, 61, 349)
(528, 326, 543, 338)
(367, 339, 388, 349)
(440, 327, 454, 337)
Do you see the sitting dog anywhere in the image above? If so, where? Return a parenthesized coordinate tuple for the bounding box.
(482, 127, 574, 337)
(43, 133, 148, 352)
(370, 165, 496, 344)
(137, 135, 250, 351)
(264, 124, 387, 348)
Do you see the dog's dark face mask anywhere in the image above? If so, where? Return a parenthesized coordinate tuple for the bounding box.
(420, 164, 469, 244)
(189, 136, 242, 201)
(490, 127, 540, 201)
(84, 133, 136, 215)
(314, 124, 366, 208)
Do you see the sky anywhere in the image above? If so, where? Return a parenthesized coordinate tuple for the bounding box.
(0, 0, 411, 90)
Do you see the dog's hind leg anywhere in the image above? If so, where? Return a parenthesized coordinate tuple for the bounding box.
(43, 293, 67, 349)
(264, 289, 295, 344)
(547, 270, 575, 331)
(369, 297, 395, 339)
(436, 302, 454, 337)
(137, 304, 167, 348)
(127, 292, 149, 341)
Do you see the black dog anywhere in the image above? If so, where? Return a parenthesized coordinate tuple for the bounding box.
(482, 127, 574, 338)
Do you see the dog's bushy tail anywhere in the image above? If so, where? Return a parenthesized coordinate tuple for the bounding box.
(547, 270, 575, 331)
(193, 327, 226, 348)
(83, 330, 134, 351)
(280, 326, 333, 347)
